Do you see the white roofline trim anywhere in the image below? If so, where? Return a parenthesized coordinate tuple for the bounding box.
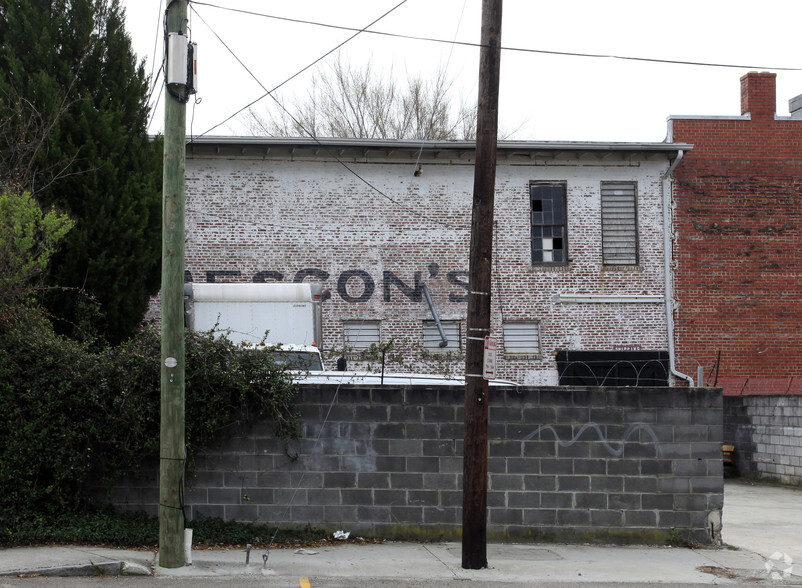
(184, 135, 693, 153)
(667, 114, 751, 121)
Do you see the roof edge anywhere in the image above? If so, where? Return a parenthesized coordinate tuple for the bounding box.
(184, 135, 692, 153)
(668, 114, 752, 122)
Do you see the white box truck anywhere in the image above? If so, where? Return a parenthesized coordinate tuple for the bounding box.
(184, 282, 324, 370)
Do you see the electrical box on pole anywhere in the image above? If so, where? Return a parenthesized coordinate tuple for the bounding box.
(166, 32, 197, 95)
(166, 33, 188, 85)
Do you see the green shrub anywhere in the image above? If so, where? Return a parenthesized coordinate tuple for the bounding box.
(0, 506, 328, 547)
(1, 509, 158, 546)
(0, 311, 300, 521)
(189, 516, 327, 547)
(0, 307, 106, 515)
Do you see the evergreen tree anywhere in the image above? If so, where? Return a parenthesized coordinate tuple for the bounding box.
(0, 0, 162, 344)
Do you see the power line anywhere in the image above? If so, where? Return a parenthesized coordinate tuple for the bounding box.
(141, 0, 165, 129)
(149, 0, 164, 83)
(146, 64, 165, 130)
(189, 1, 410, 138)
(412, 0, 469, 173)
(189, 0, 463, 229)
(189, 1, 802, 72)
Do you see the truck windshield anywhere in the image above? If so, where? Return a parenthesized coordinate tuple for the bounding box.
(269, 350, 324, 371)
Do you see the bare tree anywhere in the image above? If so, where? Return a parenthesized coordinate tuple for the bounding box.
(0, 86, 78, 195)
(246, 57, 477, 141)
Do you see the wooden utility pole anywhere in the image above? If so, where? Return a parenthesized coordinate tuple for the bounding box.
(462, 0, 502, 571)
(159, 0, 188, 569)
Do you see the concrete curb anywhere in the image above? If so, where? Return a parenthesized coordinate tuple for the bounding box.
(0, 560, 123, 577)
(0, 559, 152, 578)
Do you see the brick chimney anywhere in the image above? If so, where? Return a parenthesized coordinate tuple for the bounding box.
(740, 72, 776, 118)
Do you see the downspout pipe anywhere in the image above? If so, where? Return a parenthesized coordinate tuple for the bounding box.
(422, 283, 449, 347)
(662, 150, 695, 386)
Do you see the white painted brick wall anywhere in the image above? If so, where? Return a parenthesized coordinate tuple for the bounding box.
(166, 140, 672, 384)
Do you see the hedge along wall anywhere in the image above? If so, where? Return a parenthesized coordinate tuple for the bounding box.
(106, 385, 724, 545)
(724, 395, 802, 485)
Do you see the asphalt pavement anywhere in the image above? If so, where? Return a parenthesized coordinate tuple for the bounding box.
(0, 480, 799, 585)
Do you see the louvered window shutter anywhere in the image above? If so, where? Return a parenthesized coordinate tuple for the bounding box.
(601, 183, 638, 265)
(343, 321, 381, 350)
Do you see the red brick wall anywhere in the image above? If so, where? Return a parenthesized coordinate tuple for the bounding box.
(670, 73, 802, 394)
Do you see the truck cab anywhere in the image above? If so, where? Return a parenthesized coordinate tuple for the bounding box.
(268, 344, 325, 371)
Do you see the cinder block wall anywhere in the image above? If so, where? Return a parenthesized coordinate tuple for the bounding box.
(107, 385, 723, 545)
(724, 395, 802, 485)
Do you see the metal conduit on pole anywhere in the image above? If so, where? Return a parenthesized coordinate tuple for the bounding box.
(462, 0, 502, 571)
(159, 0, 188, 569)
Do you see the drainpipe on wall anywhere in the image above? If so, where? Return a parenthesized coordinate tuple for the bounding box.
(662, 150, 695, 386)
(422, 283, 449, 348)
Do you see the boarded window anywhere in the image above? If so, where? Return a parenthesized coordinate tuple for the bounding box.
(343, 320, 380, 350)
(503, 321, 541, 355)
(601, 182, 638, 265)
(422, 320, 461, 352)
(531, 182, 568, 264)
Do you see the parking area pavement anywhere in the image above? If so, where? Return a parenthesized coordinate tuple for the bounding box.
(722, 479, 802, 568)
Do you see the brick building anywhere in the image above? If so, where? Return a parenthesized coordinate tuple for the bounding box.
(182, 137, 691, 385)
(669, 72, 802, 395)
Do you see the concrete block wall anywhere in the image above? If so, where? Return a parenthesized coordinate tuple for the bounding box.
(724, 395, 802, 485)
(106, 385, 723, 545)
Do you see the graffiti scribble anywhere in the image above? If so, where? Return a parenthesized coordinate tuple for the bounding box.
(523, 422, 663, 457)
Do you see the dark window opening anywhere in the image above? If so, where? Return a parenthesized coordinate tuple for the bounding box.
(531, 182, 568, 265)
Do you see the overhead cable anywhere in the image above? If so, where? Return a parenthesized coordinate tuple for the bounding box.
(189, 1, 464, 229)
(188, 0, 409, 138)
(189, 1, 802, 72)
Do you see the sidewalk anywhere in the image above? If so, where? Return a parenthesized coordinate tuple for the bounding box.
(0, 481, 799, 584)
(0, 541, 785, 584)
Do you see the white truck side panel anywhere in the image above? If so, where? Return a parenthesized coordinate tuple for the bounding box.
(186, 283, 322, 347)
(193, 300, 317, 346)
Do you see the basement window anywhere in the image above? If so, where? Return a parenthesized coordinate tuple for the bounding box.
(531, 182, 568, 265)
(601, 182, 639, 265)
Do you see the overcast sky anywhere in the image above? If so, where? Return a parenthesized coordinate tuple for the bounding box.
(120, 0, 802, 143)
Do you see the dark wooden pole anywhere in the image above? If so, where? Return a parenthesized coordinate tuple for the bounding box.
(159, 0, 188, 568)
(462, 0, 502, 571)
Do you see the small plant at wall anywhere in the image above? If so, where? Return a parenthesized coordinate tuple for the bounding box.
(360, 339, 410, 375)
(325, 337, 465, 379)
(420, 346, 465, 379)
(667, 528, 684, 547)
